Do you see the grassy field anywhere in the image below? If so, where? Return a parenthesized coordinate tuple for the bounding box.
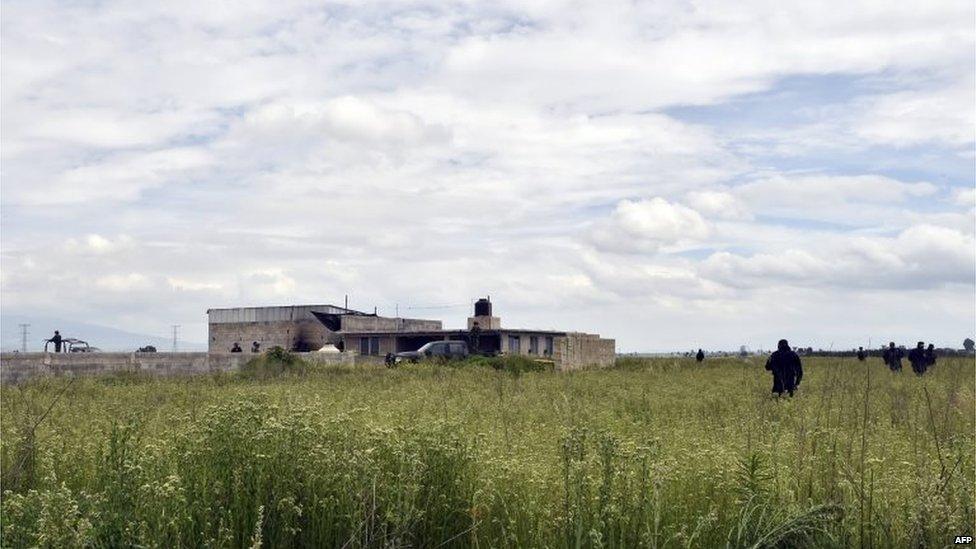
(1, 355, 973, 548)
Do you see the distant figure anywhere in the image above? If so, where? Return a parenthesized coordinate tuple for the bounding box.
(50, 330, 63, 353)
(765, 339, 803, 397)
(230, 342, 242, 353)
(384, 352, 396, 367)
(908, 341, 927, 376)
(882, 342, 904, 372)
(251, 341, 261, 353)
(696, 349, 705, 362)
(925, 344, 937, 370)
(856, 347, 866, 361)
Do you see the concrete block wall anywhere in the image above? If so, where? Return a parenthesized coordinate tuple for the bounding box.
(553, 333, 616, 371)
(208, 320, 334, 352)
(0, 352, 243, 384)
(0, 351, 354, 384)
(339, 316, 442, 333)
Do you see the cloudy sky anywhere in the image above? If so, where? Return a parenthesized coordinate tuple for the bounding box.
(2, 0, 974, 352)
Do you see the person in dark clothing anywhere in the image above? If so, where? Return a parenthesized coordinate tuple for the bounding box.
(251, 341, 261, 353)
(924, 344, 937, 370)
(384, 352, 396, 367)
(908, 341, 927, 376)
(856, 347, 866, 361)
(765, 339, 803, 397)
(50, 330, 63, 353)
(696, 349, 705, 362)
(882, 342, 904, 372)
(230, 342, 242, 353)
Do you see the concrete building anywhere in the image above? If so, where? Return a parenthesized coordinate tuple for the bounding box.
(207, 298, 615, 370)
(207, 304, 441, 353)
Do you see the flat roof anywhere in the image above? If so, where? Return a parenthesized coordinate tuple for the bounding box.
(208, 304, 365, 324)
(339, 328, 572, 337)
(207, 304, 362, 313)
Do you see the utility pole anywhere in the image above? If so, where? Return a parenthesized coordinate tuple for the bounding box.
(171, 325, 180, 353)
(18, 323, 29, 352)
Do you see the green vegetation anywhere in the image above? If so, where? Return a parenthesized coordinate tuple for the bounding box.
(2, 356, 973, 548)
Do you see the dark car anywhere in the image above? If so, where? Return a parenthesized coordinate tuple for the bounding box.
(395, 341, 469, 363)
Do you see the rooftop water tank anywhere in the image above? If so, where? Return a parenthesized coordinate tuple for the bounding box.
(474, 298, 492, 317)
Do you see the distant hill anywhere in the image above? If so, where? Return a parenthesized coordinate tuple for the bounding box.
(1, 314, 206, 352)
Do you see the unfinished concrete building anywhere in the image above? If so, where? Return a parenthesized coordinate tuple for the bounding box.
(207, 298, 615, 370)
(207, 304, 441, 353)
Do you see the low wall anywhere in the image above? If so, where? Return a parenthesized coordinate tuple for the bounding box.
(553, 333, 616, 371)
(0, 351, 352, 385)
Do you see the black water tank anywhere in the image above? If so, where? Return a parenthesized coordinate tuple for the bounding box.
(474, 298, 492, 317)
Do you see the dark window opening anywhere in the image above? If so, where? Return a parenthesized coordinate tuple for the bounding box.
(529, 336, 539, 354)
(545, 336, 554, 356)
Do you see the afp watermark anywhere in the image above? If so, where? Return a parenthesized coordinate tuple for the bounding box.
(954, 536, 973, 545)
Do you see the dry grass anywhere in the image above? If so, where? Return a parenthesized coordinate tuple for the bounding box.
(2, 355, 973, 547)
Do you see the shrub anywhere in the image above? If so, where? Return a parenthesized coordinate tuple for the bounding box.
(239, 346, 306, 380)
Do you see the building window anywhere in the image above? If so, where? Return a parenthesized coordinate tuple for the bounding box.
(529, 336, 539, 354)
(544, 336, 554, 356)
(360, 337, 369, 355)
(369, 337, 380, 356)
(508, 335, 520, 353)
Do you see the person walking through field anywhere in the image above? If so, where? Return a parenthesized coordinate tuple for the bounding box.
(882, 342, 904, 372)
(908, 341, 927, 376)
(765, 339, 803, 397)
(696, 349, 705, 362)
(856, 346, 866, 361)
(924, 344, 937, 371)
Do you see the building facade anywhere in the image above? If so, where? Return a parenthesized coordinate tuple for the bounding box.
(207, 298, 615, 370)
(207, 304, 440, 353)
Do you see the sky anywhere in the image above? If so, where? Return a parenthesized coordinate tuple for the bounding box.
(1, 0, 974, 352)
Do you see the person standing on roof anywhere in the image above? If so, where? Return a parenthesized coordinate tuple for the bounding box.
(765, 339, 803, 397)
(49, 330, 63, 353)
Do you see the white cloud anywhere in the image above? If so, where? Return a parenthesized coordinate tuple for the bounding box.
(1, 0, 973, 351)
(686, 190, 752, 220)
(588, 198, 710, 254)
(700, 224, 975, 290)
(737, 174, 937, 207)
(95, 273, 151, 292)
(854, 80, 976, 148)
(954, 187, 976, 207)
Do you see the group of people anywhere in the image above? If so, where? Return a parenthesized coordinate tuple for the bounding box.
(230, 341, 261, 353)
(757, 338, 937, 399)
(869, 341, 937, 376)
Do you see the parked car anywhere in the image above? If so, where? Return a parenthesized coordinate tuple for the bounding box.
(66, 338, 100, 353)
(395, 341, 469, 363)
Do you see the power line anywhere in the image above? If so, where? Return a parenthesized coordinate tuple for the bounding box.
(18, 323, 29, 352)
(171, 325, 180, 353)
